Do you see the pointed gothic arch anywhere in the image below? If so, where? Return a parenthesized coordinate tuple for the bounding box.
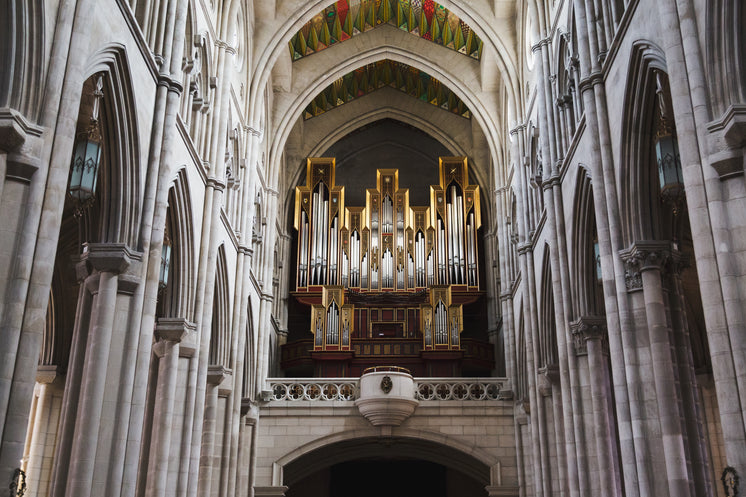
(0, 0, 45, 123)
(241, 302, 256, 401)
(570, 166, 603, 318)
(247, 0, 521, 130)
(706, 0, 746, 118)
(618, 41, 668, 245)
(81, 45, 142, 248)
(538, 245, 558, 369)
(515, 305, 528, 403)
(157, 168, 197, 320)
(209, 245, 232, 367)
(278, 431, 494, 490)
(269, 48, 502, 189)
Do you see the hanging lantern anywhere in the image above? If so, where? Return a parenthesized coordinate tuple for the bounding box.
(654, 72, 685, 214)
(69, 76, 103, 207)
(69, 131, 101, 202)
(159, 233, 172, 291)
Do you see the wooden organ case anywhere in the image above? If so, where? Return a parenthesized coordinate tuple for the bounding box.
(284, 157, 495, 377)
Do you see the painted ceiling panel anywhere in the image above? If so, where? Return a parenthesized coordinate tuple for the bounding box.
(303, 59, 471, 120)
(289, 0, 483, 62)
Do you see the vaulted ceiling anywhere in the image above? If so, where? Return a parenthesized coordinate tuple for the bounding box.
(258, 0, 523, 221)
(288, 0, 484, 61)
(303, 59, 472, 120)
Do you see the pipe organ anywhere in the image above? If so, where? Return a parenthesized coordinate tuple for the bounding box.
(295, 157, 481, 293)
(292, 157, 488, 376)
(311, 286, 353, 351)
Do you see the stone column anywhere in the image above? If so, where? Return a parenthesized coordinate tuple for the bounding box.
(256, 190, 279, 387)
(534, 27, 587, 497)
(516, 241, 549, 497)
(64, 244, 134, 497)
(236, 402, 258, 497)
(144, 319, 190, 497)
(49, 264, 91, 497)
(0, 0, 95, 480)
(571, 316, 619, 497)
(511, 122, 550, 497)
(655, 0, 746, 480)
(667, 254, 713, 497)
(187, 36, 233, 497)
(621, 241, 692, 497)
(483, 230, 502, 376)
(121, 0, 190, 485)
(514, 409, 529, 497)
(197, 367, 227, 497)
(24, 367, 63, 497)
(572, 0, 645, 492)
(495, 184, 516, 389)
(546, 366, 567, 497)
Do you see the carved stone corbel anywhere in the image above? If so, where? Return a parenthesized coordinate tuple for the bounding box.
(619, 241, 671, 291)
(570, 316, 608, 356)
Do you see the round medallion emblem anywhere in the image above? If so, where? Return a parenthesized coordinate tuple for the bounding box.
(380, 376, 393, 394)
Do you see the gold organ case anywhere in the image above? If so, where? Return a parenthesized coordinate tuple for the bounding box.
(290, 157, 489, 376)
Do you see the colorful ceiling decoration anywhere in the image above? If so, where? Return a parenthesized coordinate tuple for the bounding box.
(303, 59, 471, 120)
(289, 0, 483, 61)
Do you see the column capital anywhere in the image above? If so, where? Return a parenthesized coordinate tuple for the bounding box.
(570, 315, 608, 356)
(537, 364, 559, 396)
(156, 74, 184, 96)
(207, 365, 229, 386)
(486, 486, 520, 497)
(578, 71, 604, 93)
(82, 243, 139, 274)
(619, 241, 671, 291)
(531, 37, 551, 53)
(254, 486, 289, 497)
(155, 317, 196, 343)
(509, 123, 526, 135)
(245, 125, 263, 138)
(5, 151, 40, 183)
(516, 242, 533, 255)
(207, 176, 227, 192)
(36, 365, 60, 384)
(241, 398, 260, 421)
(0, 107, 44, 152)
(706, 103, 746, 178)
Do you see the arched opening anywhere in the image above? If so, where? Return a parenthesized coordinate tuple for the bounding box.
(620, 48, 717, 495)
(21, 48, 142, 494)
(283, 436, 490, 497)
(281, 127, 492, 377)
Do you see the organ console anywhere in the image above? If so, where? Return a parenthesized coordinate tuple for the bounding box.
(290, 157, 490, 377)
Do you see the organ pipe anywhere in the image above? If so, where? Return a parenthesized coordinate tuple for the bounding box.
(329, 216, 337, 282)
(299, 211, 308, 287)
(321, 196, 328, 283)
(456, 186, 465, 283)
(295, 157, 480, 295)
(361, 253, 368, 288)
(438, 219, 446, 283)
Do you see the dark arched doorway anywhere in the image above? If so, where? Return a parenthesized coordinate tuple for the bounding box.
(284, 436, 490, 497)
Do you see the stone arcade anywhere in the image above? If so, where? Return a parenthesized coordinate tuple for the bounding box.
(1, 1, 745, 496)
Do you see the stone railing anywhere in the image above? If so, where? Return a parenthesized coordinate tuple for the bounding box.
(266, 377, 508, 402)
(414, 378, 507, 401)
(268, 379, 359, 401)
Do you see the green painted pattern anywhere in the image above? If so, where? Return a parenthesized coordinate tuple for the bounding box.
(289, 0, 483, 61)
(304, 59, 471, 120)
